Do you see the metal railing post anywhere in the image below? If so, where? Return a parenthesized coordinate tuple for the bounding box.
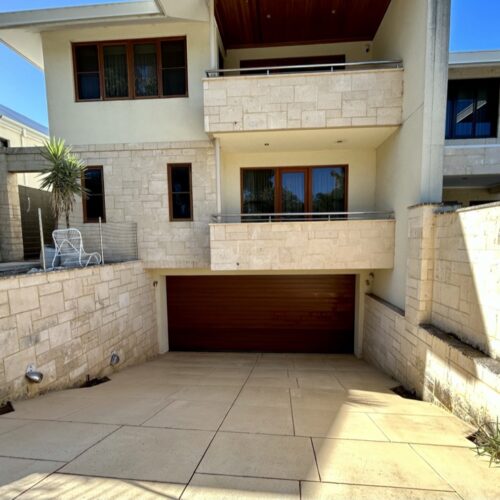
(38, 208, 46, 271)
(99, 216, 105, 265)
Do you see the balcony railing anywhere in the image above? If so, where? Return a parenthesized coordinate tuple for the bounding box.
(205, 60, 403, 78)
(211, 211, 395, 223)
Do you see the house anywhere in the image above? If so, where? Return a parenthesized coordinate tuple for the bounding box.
(443, 50, 500, 206)
(1, 0, 499, 427)
(0, 0, 450, 354)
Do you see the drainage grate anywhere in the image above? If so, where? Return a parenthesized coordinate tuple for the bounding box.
(81, 376, 111, 388)
(0, 401, 14, 415)
(391, 385, 419, 400)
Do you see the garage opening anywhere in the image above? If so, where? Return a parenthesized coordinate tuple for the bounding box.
(166, 275, 355, 353)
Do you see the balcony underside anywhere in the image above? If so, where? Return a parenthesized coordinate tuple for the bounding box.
(210, 218, 395, 272)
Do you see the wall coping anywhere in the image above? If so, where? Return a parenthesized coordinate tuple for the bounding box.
(0, 260, 141, 283)
(3, 140, 214, 156)
(421, 324, 500, 384)
(434, 201, 500, 215)
(366, 293, 405, 316)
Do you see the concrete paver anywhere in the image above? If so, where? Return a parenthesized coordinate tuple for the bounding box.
(0, 352, 497, 499)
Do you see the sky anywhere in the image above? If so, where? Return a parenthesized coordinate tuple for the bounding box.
(0, 0, 499, 128)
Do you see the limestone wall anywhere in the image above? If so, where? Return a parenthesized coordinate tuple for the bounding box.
(210, 219, 395, 271)
(432, 204, 500, 358)
(0, 152, 23, 262)
(363, 203, 500, 423)
(203, 68, 403, 133)
(5, 142, 217, 269)
(444, 142, 500, 176)
(0, 261, 158, 402)
(363, 294, 500, 423)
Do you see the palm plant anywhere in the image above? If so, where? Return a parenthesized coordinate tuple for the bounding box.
(39, 138, 88, 228)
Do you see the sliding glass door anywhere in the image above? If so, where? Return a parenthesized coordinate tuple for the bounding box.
(241, 166, 347, 218)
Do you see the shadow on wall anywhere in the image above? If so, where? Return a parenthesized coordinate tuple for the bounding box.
(431, 203, 499, 359)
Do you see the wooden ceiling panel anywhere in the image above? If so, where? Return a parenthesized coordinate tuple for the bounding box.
(215, 0, 392, 49)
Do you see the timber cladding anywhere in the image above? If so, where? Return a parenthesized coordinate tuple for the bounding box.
(167, 275, 355, 353)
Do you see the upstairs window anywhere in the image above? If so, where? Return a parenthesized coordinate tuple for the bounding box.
(446, 79, 499, 139)
(73, 37, 188, 101)
(82, 166, 106, 223)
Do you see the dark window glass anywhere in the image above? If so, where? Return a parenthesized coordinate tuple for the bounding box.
(169, 165, 192, 220)
(103, 45, 128, 98)
(75, 45, 99, 72)
(312, 167, 346, 212)
(0, 137, 9, 148)
(134, 43, 158, 97)
(83, 167, 105, 222)
(161, 40, 187, 96)
(75, 45, 101, 100)
(281, 171, 305, 213)
(446, 79, 499, 139)
(242, 169, 275, 214)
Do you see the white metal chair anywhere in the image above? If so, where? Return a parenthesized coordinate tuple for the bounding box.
(51, 228, 101, 268)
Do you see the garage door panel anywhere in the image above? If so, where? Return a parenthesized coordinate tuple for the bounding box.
(167, 275, 354, 353)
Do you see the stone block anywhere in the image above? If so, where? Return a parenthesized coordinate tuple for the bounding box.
(8, 287, 39, 314)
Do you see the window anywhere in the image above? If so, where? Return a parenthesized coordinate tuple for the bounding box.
(241, 166, 347, 215)
(0, 137, 9, 148)
(73, 37, 188, 101)
(82, 167, 106, 222)
(446, 79, 499, 139)
(168, 164, 193, 221)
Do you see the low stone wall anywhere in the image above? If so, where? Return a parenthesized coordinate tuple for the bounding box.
(210, 219, 395, 271)
(204, 68, 403, 133)
(0, 261, 158, 402)
(363, 203, 500, 423)
(364, 295, 500, 423)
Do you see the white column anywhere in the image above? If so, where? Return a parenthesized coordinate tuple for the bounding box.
(215, 137, 222, 214)
(209, 0, 217, 69)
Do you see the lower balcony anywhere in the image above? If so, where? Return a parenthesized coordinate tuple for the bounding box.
(209, 212, 395, 271)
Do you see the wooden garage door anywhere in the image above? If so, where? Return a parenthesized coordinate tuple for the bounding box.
(167, 275, 355, 353)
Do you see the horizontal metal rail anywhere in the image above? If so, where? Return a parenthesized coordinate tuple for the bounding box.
(205, 60, 403, 78)
(211, 211, 395, 223)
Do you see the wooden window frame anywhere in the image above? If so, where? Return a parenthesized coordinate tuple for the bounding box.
(240, 165, 349, 214)
(82, 166, 106, 223)
(168, 163, 193, 222)
(72, 36, 188, 102)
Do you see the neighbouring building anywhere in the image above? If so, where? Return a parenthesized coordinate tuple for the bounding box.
(0, 1, 498, 421)
(443, 51, 500, 207)
(0, 104, 50, 262)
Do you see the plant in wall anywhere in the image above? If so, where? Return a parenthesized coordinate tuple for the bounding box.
(39, 137, 88, 228)
(474, 418, 500, 466)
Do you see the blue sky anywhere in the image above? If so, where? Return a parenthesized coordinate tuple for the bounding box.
(0, 0, 499, 128)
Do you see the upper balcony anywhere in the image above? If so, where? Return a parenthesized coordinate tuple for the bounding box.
(203, 61, 403, 134)
(210, 212, 395, 272)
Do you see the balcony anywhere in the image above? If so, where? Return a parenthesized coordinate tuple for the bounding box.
(203, 61, 403, 134)
(209, 212, 395, 271)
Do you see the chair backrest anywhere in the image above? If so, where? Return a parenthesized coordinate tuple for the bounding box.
(52, 228, 83, 262)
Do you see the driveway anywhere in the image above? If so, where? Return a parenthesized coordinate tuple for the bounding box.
(0, 353, 497, 499)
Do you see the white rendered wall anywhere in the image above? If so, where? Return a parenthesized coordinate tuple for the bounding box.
(371, 0, 450, 309)
(42, 21, 211, 145)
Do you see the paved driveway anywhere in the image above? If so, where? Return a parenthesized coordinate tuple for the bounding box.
(0, 353, 498, 499)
